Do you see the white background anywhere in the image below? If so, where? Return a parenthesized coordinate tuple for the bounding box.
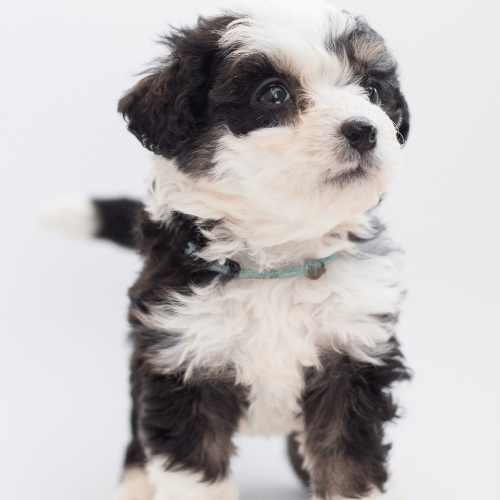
(1, 0, 499, 499)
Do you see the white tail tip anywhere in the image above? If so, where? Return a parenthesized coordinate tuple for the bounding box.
(35, 194, 100, 240)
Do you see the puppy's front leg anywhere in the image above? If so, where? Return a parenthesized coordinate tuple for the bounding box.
(300, 345, 409, 500)
(139, 368, 247, 500)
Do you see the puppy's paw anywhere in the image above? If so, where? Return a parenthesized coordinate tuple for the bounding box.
(147, 457, 239, 500)
(111, 467, 155, 500)
(312, 483, 405, 500)
(363, 483, 406, 500)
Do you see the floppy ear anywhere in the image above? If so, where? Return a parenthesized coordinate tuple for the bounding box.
(396, 92, 410, 145)
(118, 62, 190, 158)
(118, 16, 234, 158)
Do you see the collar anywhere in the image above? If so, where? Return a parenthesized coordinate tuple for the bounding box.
(185, 242, 339, 280)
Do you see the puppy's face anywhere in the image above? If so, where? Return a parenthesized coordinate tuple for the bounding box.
(120, 0, 409, 246)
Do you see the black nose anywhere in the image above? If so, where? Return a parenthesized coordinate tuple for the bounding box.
(341, 119, 377, 152)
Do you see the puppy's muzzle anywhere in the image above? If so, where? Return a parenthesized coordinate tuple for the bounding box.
(341, 119, 377, 153)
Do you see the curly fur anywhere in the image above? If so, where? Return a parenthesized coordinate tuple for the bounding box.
(45, 1, 413, 499)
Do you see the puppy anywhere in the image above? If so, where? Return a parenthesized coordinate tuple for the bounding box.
(40, 1, 411, 499)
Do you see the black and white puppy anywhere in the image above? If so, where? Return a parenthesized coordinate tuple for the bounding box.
(41, 1, 411, 499)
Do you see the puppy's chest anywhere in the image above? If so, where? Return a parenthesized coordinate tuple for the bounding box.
(151, 256, 402, 434)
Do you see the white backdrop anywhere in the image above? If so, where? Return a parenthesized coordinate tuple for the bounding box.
(1, 1, 499, 499)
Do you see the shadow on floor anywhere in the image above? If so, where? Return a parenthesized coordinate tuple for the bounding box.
(240, 485, 310, 500)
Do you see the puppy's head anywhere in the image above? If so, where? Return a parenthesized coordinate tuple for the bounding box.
(119, 0, 410, 246)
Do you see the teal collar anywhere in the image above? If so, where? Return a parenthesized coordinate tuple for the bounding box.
(185, 242, 339, 280)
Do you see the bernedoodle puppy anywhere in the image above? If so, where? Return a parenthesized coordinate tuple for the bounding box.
(40, 1, 411, 498)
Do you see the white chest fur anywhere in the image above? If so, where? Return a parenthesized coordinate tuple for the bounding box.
(143, 250, 404, 436)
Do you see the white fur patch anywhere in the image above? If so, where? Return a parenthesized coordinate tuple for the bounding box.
(35, 194, 99, 240)
(221, 0, 354, 81)
(147, 457, 239, 500)
(111, 467, 155, 500)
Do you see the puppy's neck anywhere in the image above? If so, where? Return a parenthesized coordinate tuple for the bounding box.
(145, 157, 378, 270)
(193, 217, 369, 271)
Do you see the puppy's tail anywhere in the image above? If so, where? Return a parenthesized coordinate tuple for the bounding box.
(36, 195, 143, 249)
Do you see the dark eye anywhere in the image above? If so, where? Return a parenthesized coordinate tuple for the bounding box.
(367, 86, 380, 105)
(258, 84, 290, 106)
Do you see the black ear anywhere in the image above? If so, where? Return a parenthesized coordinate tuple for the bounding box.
(118, 16, 235, 158)
(396, 92, 410, 145)
(118, 62, 190, 157)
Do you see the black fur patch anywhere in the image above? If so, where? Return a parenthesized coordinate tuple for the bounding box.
(128, 349, 248, 482)
(209, 53, 303, 136)
(299, 340, 411, 499)
(124, 352, 147, 469)
(128, 209, 218, 310)
(93, 198, 143, 249)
